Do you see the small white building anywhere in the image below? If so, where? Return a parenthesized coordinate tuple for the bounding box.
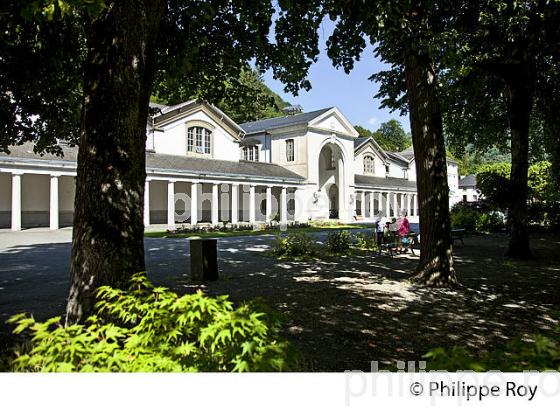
(457, 174, 481, 204)
(0, 100, 459, 230)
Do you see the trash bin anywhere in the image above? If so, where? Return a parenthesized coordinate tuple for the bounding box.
(189, 238, 218, 281)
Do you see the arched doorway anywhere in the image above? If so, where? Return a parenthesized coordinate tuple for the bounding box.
(318, 142, 345, 220)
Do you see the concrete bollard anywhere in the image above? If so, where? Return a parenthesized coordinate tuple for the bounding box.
(189, 238, 218, 281)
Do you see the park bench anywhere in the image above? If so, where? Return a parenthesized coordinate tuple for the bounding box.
(451, 228, 466, 246)
(379, 230, 418, 257)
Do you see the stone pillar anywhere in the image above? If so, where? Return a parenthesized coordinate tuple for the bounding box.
(280, 186, 288, 224)
(359, 191, 365, 217)
(393, 193, 398, 217)
(386, 192, 391, 217)
(211, 183, 219, 225)
(414, 194, 419, 217)
(337, 156, 345, 220)
(249, 185, 256, 223)
(231, 183, 239, 224)
(378, 192, 384, 216)
(265, 186, 273, 222)
(190, 182, 198, 225)
(144, 179, 150, 227)
(370, 192, 375, 217)
(407, 194, 413, 216)
(49, 174, 59, 230)
(167, 180, 175, 230)
(11, 172, 22, 231)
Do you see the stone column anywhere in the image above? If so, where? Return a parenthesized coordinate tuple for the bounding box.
(265, 186, 273, 222)
(190, 182, 198, 225)
(414, 194, 419, 217)
(393, 193, 398, 217)
(378, 192, 384, 216)
(231, 183, 239, 224)
(49, 174, 59, 230)
(337, 156, 345, 220)
(386, 192, 391, 217)
(280, 187, 288, 224)
(211, 183, 219, 225)
(11, 172, 22, 231)
(144, 179, 150, 227)
(249, 184, 256, 223)
(359, 191, 365, 217)
(167, 180, 175, 230)
(407, 194, 413, 216)
(370, 192, 375, 217)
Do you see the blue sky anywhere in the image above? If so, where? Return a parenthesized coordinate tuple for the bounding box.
(262, 19, 410, 133)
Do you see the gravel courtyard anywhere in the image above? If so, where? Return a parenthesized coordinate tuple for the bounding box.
(1, 228, 559, 371)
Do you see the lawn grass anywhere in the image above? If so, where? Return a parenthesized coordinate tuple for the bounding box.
(144, 224, 369, 239)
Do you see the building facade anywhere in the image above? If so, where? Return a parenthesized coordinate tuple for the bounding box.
(0, 100, 459, 230)
(457, 174, 481, 203)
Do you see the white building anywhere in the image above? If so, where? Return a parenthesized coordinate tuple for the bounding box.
(0, 100, 459, 230)
(457, 174, 481, 204)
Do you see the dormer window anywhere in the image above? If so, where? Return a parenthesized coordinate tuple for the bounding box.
(187, 126, 211, 155)
(242, 145, 259, 162)
(385, 164, 390, 176)
(364, 155, 375, 175)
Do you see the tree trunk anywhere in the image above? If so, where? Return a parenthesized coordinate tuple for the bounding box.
(66, 0, 166, 324)
(404, 52, 457, 287)
(504, 66, 534, 259)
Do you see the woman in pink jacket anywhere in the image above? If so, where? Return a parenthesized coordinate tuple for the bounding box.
(397, 211, 410, 253)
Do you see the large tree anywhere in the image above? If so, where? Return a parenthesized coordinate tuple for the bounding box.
(1, 0, 322, 323)
(326, 0, 457, 286)
(441, 0, 560, 259)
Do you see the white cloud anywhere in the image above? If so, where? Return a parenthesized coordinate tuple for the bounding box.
(367, 116, 378, 125)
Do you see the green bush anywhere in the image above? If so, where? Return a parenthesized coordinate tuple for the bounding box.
(273, 232, 317, 258)
(326, 230, 352, 255)
(424, 328, 560, 371)
(7, 273, 296, 372)
(354, 231, 378, 251)
(450, 204, 505, 233)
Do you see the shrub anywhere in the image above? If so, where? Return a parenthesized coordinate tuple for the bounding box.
(7, 273, 296, 372)
(450, 204, 505, 233)
(273, 232, 317, 258)
(354, 231, 378, 251)
(326, 230, 352, 255)
(424, 328, 560, 371)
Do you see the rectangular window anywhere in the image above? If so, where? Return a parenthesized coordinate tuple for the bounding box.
(254, 146, 259, 162)
(286, 139, 294, 162)
(385, 164, 390, 174)
(204, 130, 211, 154)
(196, 128, 202, 152)
(248, 147, 254, 161)
(187, 129, 194, 152)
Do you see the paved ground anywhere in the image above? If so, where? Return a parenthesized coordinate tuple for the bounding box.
(1, 228, 559, 371)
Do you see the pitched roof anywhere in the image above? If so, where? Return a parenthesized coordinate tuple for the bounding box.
(239, 108, 332, 134)
(386, 151, 409, 165)
(398, 146, 415, 160)
(354, 174, 417, 190)
(459, 174, 477, 188)
(353, 137, 369, 149)
(0, 143, 305, 182)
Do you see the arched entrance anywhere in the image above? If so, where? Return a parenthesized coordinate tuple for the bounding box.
(318, 142, 345, 220)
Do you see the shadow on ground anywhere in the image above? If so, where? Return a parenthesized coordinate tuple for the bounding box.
(1, 232, 559, 371)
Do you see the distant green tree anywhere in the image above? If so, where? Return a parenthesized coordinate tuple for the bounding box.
(154, 67, 291, 123)
(375, 120, 411, 152)
(355, 120, 411, 152)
